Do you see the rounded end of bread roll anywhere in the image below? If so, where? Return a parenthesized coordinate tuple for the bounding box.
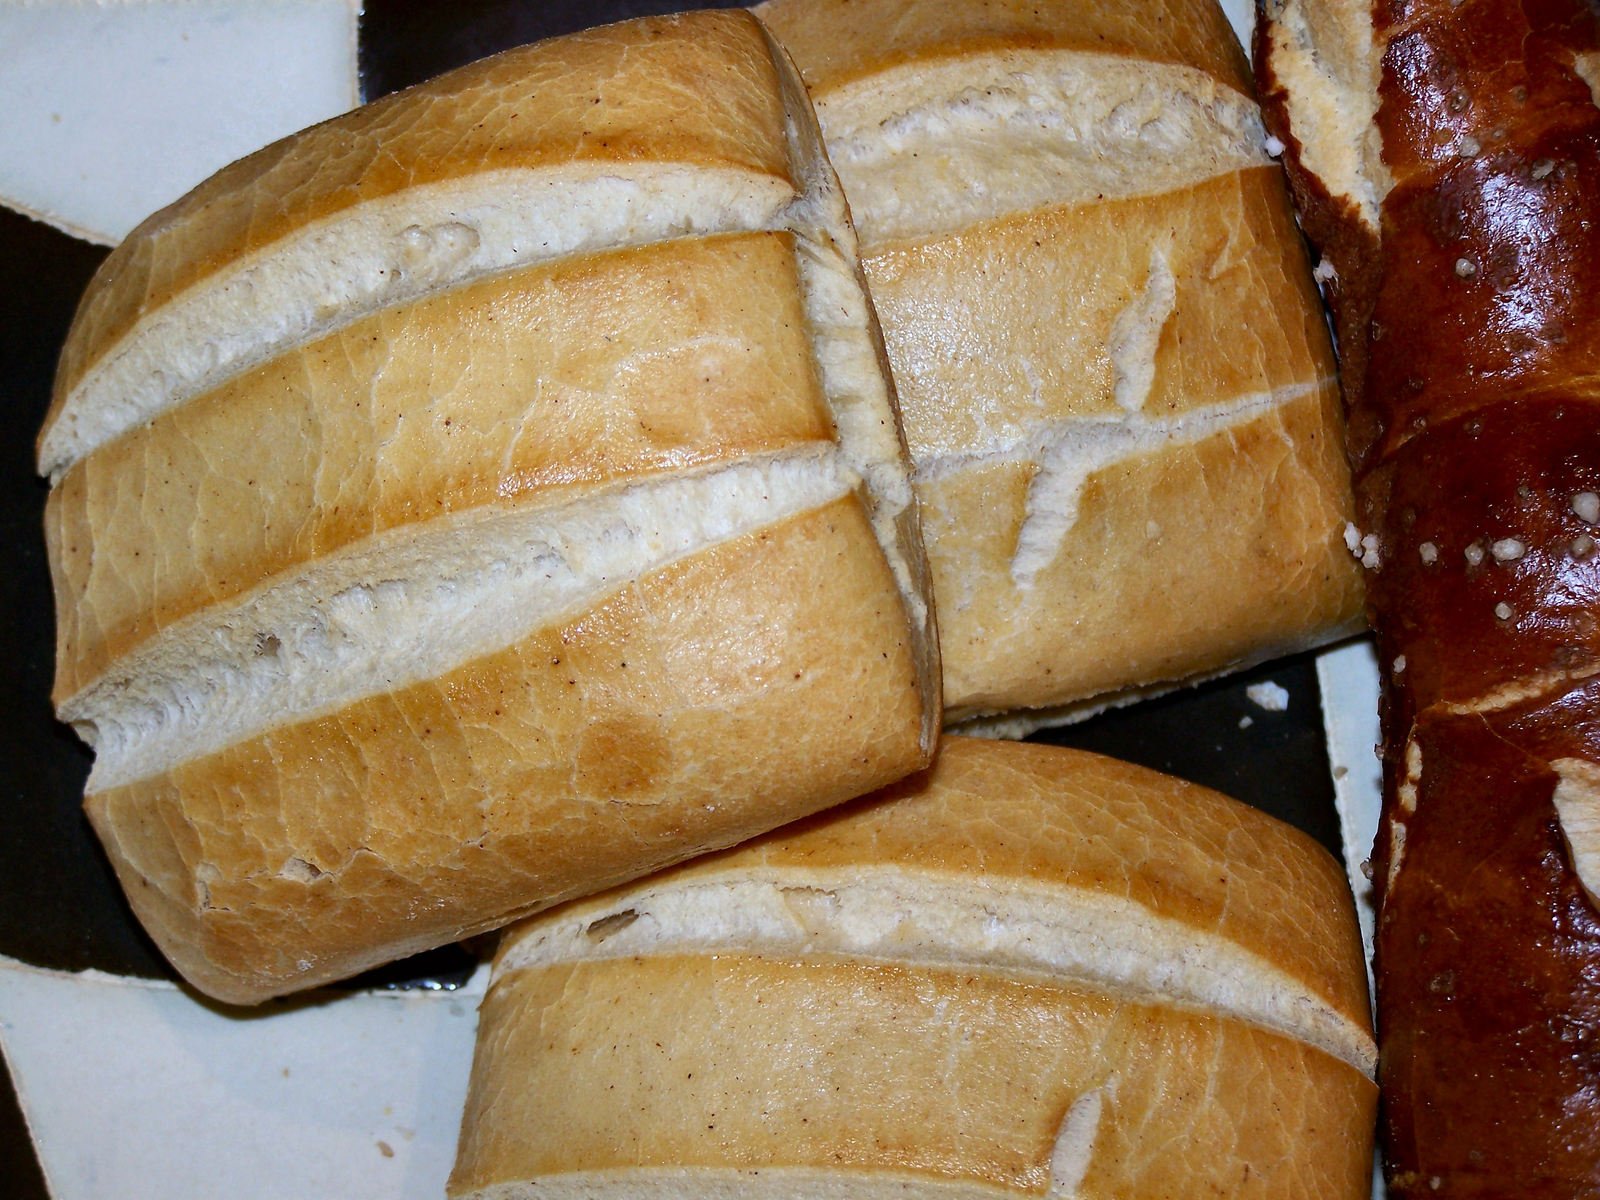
(451, 736, 1377, 1199)
(47, 8, 937, 1004)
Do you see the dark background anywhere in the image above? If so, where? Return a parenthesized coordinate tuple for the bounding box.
(0, 3, 1344, 1194)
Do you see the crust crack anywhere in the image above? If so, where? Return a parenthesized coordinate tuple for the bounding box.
(496, 869, 1378, 1076)
(964, 378, 1326, 589)
(69, 448, 855, 792)
(43, 166, 801, 479)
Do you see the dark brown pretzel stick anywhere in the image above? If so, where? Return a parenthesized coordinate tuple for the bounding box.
(1257, 0, 1600, 1193)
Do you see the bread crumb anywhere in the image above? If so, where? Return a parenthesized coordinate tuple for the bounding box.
(1263, 134, 1286, 157)
(1238, 715, 1254, 729)
(1490, 537, 1526, 561)
(1394, 655, 1407, 674)
(1572, 492, 1600, 524)
(1465, 542, 1486, 566)
(1455, 257, 1477, 278)
(1574, 533, 1597, 558)
(1457, 135, 1481, 157)
(1419, 541, 1439, 564)
(1313, 257, 1337, 283)
(1495, 602, 1514, 620)
(1344, 522, 1362, 554)
(1246, 681, 1290, 712)
(377, 1140, 395, 1159)
(1533, 158, 1556, 180)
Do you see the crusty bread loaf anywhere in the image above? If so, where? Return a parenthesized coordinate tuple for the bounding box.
(41, 10, 938, 1005)
(756, 0, 1365, 727)
(1256, 0, 1600, 1193)
(450, 736, 1377, 1199)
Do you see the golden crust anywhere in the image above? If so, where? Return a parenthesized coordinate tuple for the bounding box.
(525, 736, 1373, 1035)
(757, 0, 1362, 721)
(49, 10, 937, 1002)
(867, 170, 1332, 453)
(923, 384, 1362, 716)
(455, 955, 1374, 1197)
(863, 169, 1363, 715)
(755, 0, 1251, 97)
(48, 10, 793, 424)
(85, 499, 928, 1005)
(452, 738, 1376, 1197)
(48, 232, 834, 699)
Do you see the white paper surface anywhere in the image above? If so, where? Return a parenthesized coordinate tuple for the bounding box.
(1317, 638, 1384, 989)
(0, 957, 483, 1200)
(1218, 0, 1256, 53)
(1315, 639, 1387, 1200)
(0, 0, 361, 244)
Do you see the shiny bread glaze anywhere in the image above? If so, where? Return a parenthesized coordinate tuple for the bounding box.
(1257, 0, 1600, 1193)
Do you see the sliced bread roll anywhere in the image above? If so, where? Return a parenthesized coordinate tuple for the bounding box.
(450, 736, 1377, 1199)
(756, 0, 1366, 726)
(40, 9, 938, 1004)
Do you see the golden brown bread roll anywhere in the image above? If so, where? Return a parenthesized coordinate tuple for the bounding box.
(40, 10, 937, 1005)
(1256, 0, 1600, 1192)
(756, 0, 1366, 729)
(450, 736, 1377, 1199)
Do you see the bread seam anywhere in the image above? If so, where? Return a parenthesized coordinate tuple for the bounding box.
(761, 17, 939, 746)
(811, 48, 1270, 249)
(68, 447, 855, 791)
(494, 868, 1377, 1076)
(40, 164, 801, 479)
(1551, 757, 1600, 904)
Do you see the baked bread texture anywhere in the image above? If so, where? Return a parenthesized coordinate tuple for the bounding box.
(1256, 0, 1600, 1193)
(40, 9, 938, 1005)
(450, 736, 1377, 1199)
(756, 0, 1366, 728)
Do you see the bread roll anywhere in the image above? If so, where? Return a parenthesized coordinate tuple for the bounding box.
(40, 10, 937, 1005)
(1256, 0, 1600, 1192)
(756, 0, 1365, 728)
(450, 736, 1377, 1199)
